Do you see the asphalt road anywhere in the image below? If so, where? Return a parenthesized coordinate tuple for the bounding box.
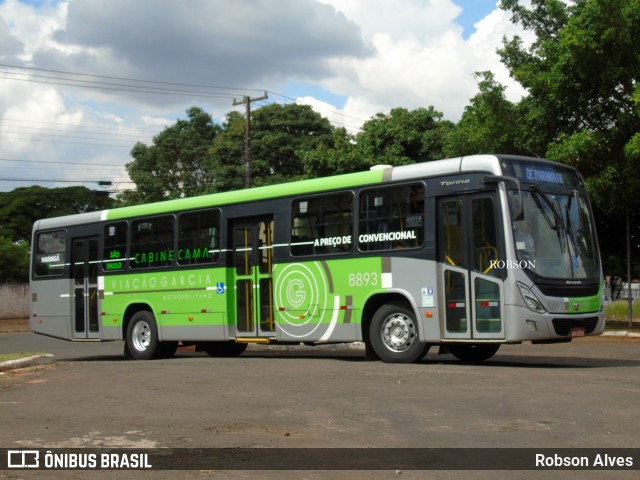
(1, 330, 639, 480)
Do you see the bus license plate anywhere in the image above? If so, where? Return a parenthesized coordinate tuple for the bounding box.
(570, 328, 586, 338)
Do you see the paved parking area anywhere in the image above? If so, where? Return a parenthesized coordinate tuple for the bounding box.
(1, 327, 639, 479)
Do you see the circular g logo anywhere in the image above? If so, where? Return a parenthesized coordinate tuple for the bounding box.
(274, 262, 330, 338)
(286, 279, 306, 308)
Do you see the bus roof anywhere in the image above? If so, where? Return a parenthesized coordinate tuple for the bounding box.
(32, 154, 545, 230)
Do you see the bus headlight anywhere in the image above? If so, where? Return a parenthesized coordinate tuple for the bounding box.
(517, 282, 546, 314)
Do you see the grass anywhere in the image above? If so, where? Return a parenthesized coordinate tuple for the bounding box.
(604, 300, 640, 331)
(0, 352, 42, 363)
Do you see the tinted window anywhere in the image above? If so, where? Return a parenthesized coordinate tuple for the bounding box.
(130, 216, 175, 269)
(358, 184, 425, 251)
(178, 210, 221, 265)
(103, 222, 127, 271)
(291, 193, 353, 256)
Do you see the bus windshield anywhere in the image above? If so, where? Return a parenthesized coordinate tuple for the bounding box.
(511, 188, 599, 280)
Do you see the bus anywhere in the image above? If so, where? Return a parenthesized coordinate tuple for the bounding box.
(29, 154, 605, 363)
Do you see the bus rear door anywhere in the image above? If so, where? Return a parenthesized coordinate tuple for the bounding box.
(70, 236, 101, 339)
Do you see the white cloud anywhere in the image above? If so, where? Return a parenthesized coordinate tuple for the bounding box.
(318, 0, 462, 42)
(313, 0, 528, 124)
(0, 81, 82, 154)
(0, 0, 531, 191)
(0, 0, 67, 61)
(467, 6, 533, 102)
(140, 115, 174, 128)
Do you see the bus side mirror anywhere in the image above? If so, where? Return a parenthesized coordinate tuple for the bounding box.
(482, 175, 523, 221)
(509, 194, 524, 221)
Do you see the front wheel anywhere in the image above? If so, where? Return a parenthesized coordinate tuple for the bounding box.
(447, 343, 500, 363)
(369, 302, 429, 363)
(125, 311, 159, 360)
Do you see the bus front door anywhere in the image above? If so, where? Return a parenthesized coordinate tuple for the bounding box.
(70, 236, 100, 339)
(230, 216, 276, 339)
(438, 194, 505, 340)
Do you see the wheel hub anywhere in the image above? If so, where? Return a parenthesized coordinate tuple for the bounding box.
(131, 321, 151, 352)
(382, 314, 414, 352)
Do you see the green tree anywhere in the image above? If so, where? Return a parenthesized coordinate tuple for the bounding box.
(250, 103, 334, 185)
(0, 237, 29, 283)
(499, 0, 640, 320)
(0, 186, 114, 242)
(301, 106, 454, 178)
(352, 107, 453, 167)
(123, 106, 221, 204)
(444, 71, 525, 157)
(206, 111, 246, 192)
(499, 0, 640, 210)
(300, 127, 359, 178)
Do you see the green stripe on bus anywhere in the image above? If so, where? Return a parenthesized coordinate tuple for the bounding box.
(105, 170, 385, 221)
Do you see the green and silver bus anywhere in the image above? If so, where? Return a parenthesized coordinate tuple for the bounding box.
(29, 155, 605, 363)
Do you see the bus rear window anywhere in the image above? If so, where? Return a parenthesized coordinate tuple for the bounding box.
(34, 230, 66, 277)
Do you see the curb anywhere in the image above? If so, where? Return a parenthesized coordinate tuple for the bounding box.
(602, 331, 640, 338)
(0, 354, 55, 372)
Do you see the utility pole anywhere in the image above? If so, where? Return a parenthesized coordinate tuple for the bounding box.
(627, 211, 633, 328)
(232, 91, 268, 188)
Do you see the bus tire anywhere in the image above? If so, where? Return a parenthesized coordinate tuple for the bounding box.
(370, 302, 429, 363)
(202, 341, 248, 357)
(126, 311, 159, 360)
(447, 343, 500, 363)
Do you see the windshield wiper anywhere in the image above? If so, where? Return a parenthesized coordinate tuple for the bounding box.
(531, 185, 566, 233)
(531, 184, 568, 254)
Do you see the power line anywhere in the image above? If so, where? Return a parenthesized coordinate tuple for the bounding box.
(0, 177, 134, 184)
(0, 125, 149, 139)
(268, 90, 367, 123)
(1, 117, 161, 135)
(0, 158, 128, 168)
(0, 64, 265, 99)
(0, 63, 266, 95)
(0, 64, 367, 133)
(0, 188, 129, 198)
(0, 129, 136, 144)
(0, 134, 132, 148)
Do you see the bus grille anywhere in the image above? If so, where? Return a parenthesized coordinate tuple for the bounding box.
(552, 317, 599, 336)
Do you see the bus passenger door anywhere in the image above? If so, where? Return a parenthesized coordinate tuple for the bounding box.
(438, 194, 505, 340)
(230, 216, 276, 338)
(70, 236, 100, 339)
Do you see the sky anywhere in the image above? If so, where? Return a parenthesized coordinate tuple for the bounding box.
(0, 0, 531, 194)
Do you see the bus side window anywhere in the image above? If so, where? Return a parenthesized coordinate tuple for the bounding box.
(290, 193, 353, 256)
(358, 184, 425, 251)
(103, 222, 127, 271)
(130, 216, 175, 269)
(178, 210, 221, 265)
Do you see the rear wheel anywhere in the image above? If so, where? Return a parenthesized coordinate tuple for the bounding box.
(447, 343, 500, 363)
(125, 311, 159, 360)
(369, 302, 429, 363)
